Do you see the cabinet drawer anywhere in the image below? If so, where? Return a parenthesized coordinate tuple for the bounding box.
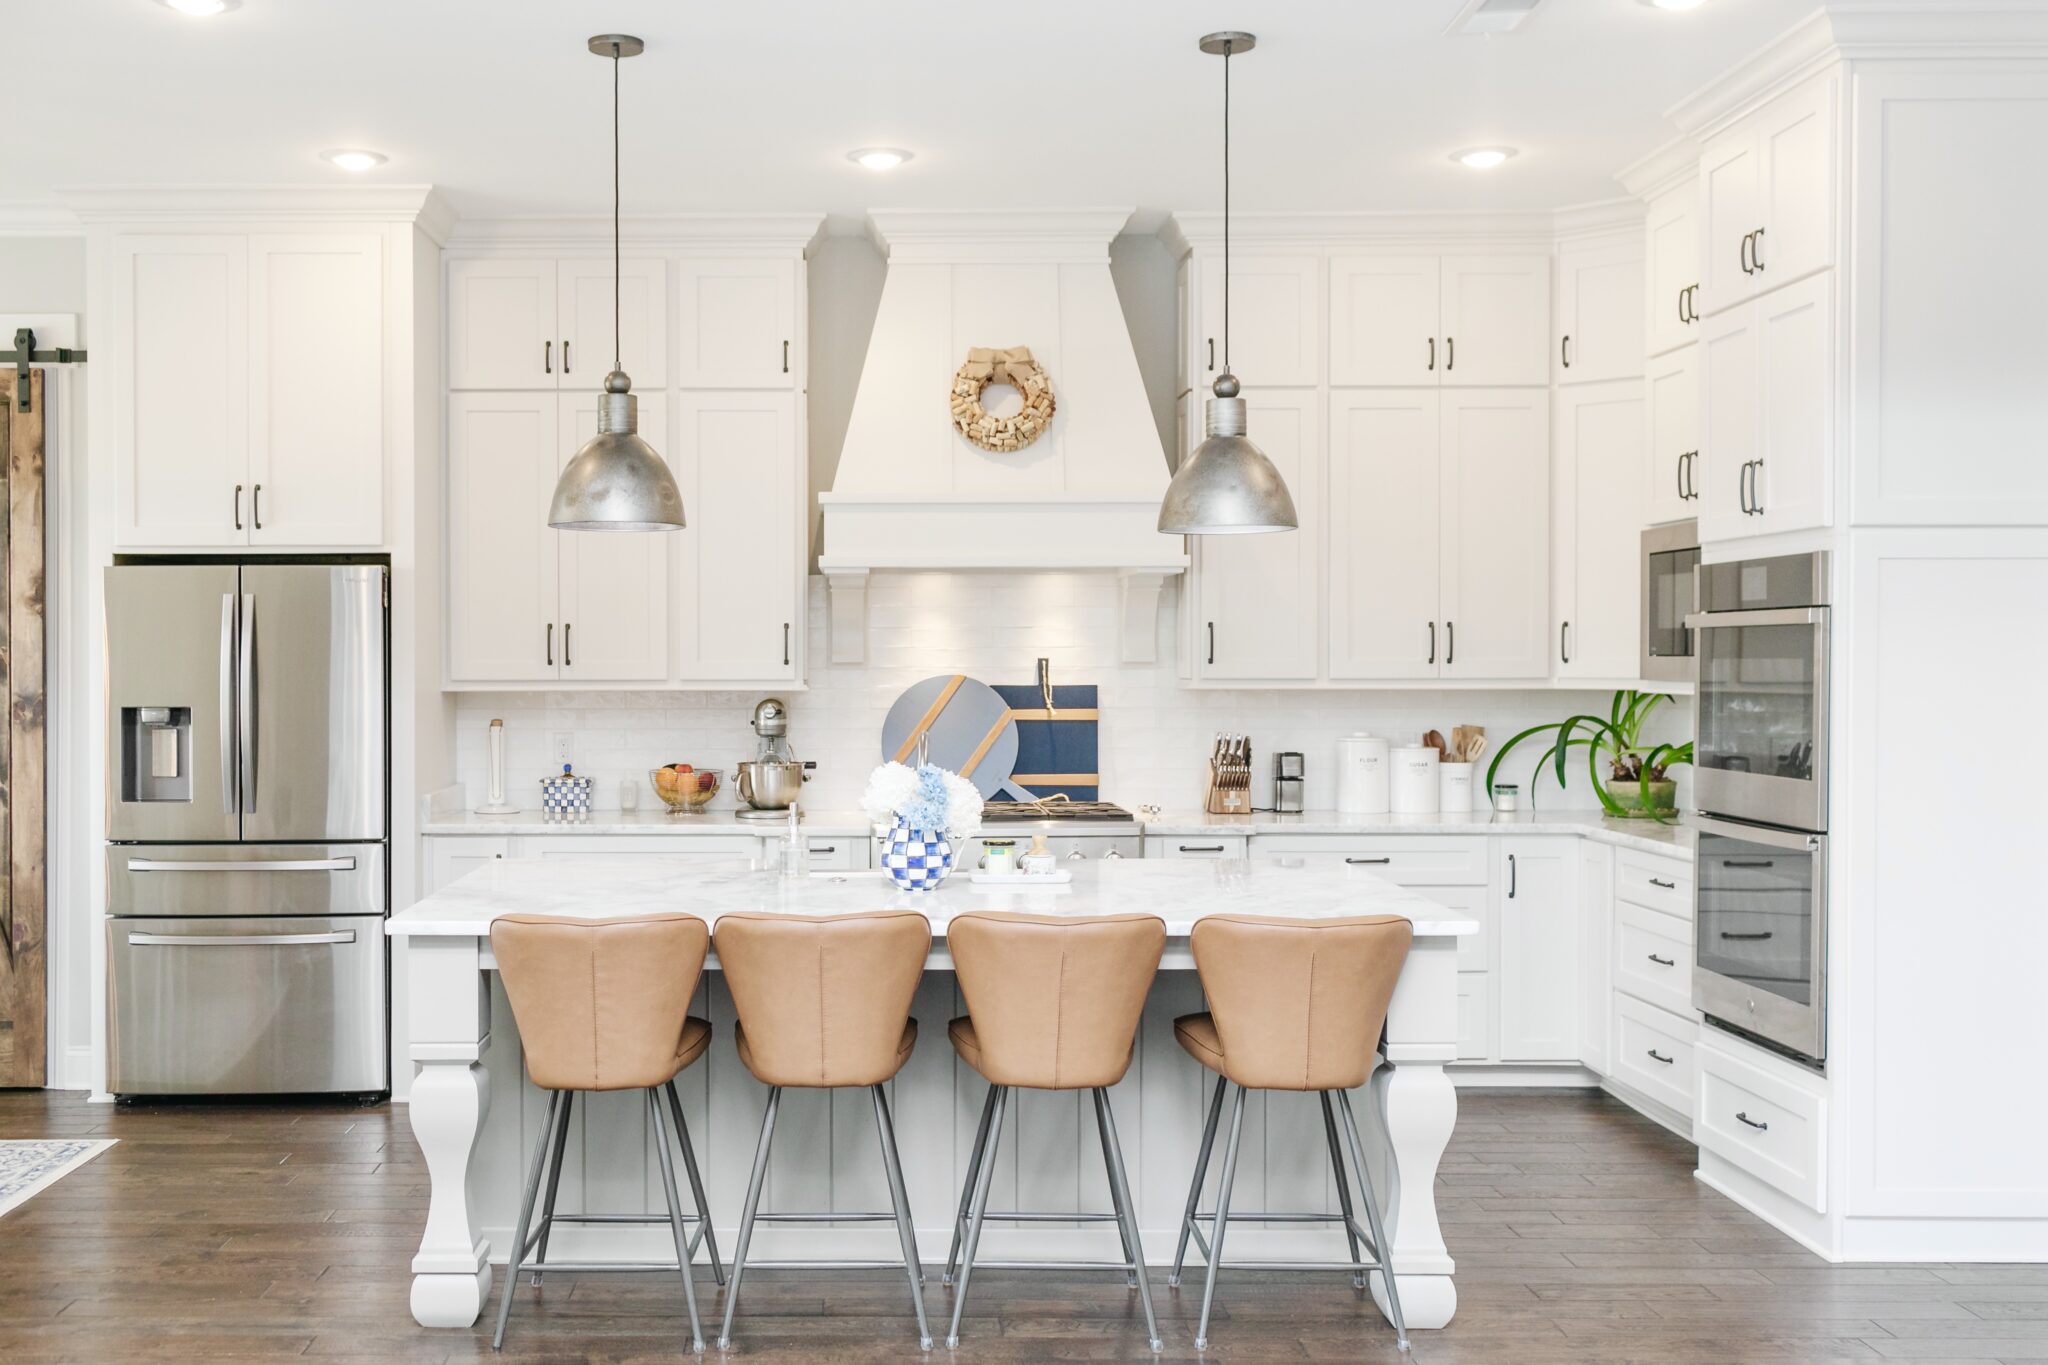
(802, 836, 866, 871)
(1147, 835, 1248, 860)
(1696, 1033, 1827, 1211)
(1611, 995, 1696, 1119)
(1616, 850, 1692, 916)
(1615, 900, 1694, 1016)
(1456, 972, 1492, 1062)
(1251, 835, 1488, 885)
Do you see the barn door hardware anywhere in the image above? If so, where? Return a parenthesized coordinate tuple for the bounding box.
(3, 329, 88, 413)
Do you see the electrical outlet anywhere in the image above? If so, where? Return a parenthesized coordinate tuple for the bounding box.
(553, 732, 574, 769)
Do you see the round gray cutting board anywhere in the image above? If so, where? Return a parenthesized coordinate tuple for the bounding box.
(880, 674, 1034, 801)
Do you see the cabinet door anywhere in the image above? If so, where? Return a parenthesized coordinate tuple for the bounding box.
(1555, 383, 1644, 682)
(559, 258, 668, 389)
(446, 393, 560, 682)
(1556, 242, 1644, 386)
(674, 259, 797, 389)
(555, 396, 671, 682)
(424, 838, 509, 893)
(448, 259, 557, 390)
(1438, 256, 1549, 388)
(1757, 74, 1836, 292)
(1645, 182, 1700, 357)
(247, 234, 384, 547)
(1441, 390, 1549, 680)
(112, 234, 248, 547)
(1328, 256, 1439, 386)
(1697, 304, 1759, 544)
(1498, 839, 1580, 1062)
(1754, 272, 1832, 536)
(1192, 390, 1319, 681)
(1198, 253, 1320, 387)
(1328, 390, 1441, 680)
(1644, 349, 1698, 526)
(1699, 124, 1761, 316)
(672, 391, 801, 679)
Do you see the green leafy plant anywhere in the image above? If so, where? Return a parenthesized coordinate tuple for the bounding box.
(1485, 689, 1693, 819)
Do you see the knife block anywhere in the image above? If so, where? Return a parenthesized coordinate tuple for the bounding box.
(1205, 751, 1252, 815)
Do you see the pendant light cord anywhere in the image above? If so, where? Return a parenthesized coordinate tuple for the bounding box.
(612, 41, 622, 372)
(1222, 37, 1231, 375)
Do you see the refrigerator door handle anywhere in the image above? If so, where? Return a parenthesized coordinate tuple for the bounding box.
(219, 593, 239, 816)
(238, 593, 257, 813)
(125, 856, 359, 873)
(126, 930, 357, 948)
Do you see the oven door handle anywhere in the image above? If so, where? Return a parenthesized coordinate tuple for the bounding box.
(1691, 814, 1825, 853)
(1684, 606, 1829, 630)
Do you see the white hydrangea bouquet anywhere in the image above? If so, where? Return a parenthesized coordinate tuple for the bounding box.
(861, 761, 983, 891)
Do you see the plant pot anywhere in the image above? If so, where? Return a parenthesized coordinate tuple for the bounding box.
(881, 821, 955, 891)
(1605, 777, 1678, 818)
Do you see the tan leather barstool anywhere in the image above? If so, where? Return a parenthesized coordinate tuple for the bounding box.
(488, 913, 721, 1354)
(1171, 913, 1414, 1352)
(943, 911, 1166, 1352)
(713, 910, 933, 1351)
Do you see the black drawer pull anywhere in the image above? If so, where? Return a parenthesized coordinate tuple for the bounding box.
(809, 845, 836, 855)
(1646, 1049, 1674, 1065)
(1719, 930, 1773, 941)
(1722, 859, 1776, 869)
(1647, 953, 1675, 967)
(1648, 877, 1676, 889)
(1179, 844, 1226, 854)
(1735, 1111, 1769, 1132)
(1345, 857, 1392, 865)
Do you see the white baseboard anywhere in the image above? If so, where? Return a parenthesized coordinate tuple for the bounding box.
(1447, 1064, 1600, 1089)
(1599, 1077, 1693, 1141)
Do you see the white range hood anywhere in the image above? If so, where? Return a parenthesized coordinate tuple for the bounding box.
(818, 209, 1185, 664)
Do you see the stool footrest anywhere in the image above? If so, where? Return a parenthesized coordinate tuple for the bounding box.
(751, 1211, 901, 1224)
(514, 1259, 698, 1275)
(970, 1210, 1122, 1223)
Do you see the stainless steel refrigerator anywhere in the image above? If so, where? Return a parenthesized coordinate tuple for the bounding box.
(105, 561, 389, 1095)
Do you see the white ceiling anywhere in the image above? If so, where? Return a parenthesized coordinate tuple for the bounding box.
(3, 0, 1815, 228)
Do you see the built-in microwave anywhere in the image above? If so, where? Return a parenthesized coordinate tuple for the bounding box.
(1640, 520, 1699, 683)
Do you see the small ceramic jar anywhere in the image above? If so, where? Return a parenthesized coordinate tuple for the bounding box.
(1019, 834, 1057, 876)
(982, 839, 1018, 876)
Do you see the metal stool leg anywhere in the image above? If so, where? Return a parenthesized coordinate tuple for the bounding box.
(1337, 1087, 1410, 1352)
(1095, 1088, 1162, 1352)
(647, 1088, 706, 1352)
(717, 1086, 781, 1351)
(492, 1089, 562, 1351)
(1193, 1084, 1246, 1352)
(873, 1084, 934, 1350)
(663, 1079, 724, 1286)
(943, 1084, 999, 1286)
(944, 1084, 1009, 1350)
(1170, 1071, 1228, 1287)
(1089, 1089, 1139, 1289)
(529, 1089, 575, 1287)
(1321, 1090, 1367, 1289)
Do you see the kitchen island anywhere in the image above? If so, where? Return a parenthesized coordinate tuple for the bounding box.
(388, 856, 1478, 1334)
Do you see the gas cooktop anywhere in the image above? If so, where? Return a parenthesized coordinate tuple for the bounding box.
(981, 799, 1135, 825)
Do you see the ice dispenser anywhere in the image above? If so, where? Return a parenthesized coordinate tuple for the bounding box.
(120, 706, 192, 803)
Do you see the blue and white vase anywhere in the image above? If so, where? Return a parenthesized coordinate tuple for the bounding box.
(881, 821, 955, 891)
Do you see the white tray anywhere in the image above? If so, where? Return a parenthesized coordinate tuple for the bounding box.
(968, 870, 1073, 886)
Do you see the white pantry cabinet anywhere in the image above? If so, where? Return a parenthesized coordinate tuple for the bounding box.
(112, 231, 385, 549)
(1194, 253, 1320, 387)
(1698, 271, 1832, 543)
(1555, 240, 1645, 386)
(1644, 348, 1699, 526)
(1698, 72, 1836, 318)
(1644, 182, 1701, 358)
(1496, 837, 1580, 1062)
(1440, 390, 1551, 680)
(1328, 254, 1549, 388)
(1190, 390, 1320, 681)
(673, 259, 799, 389)
(1553, 381, 1645, 682)
(447, 257, 667, 390)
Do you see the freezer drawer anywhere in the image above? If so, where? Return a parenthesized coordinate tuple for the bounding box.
(108, 843, 386, 919)
(108, 914, 386, 1095)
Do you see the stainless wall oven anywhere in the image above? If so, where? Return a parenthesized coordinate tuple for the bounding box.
(1641, 520, 1699, 683)
(1693, 817, 1826, 1063)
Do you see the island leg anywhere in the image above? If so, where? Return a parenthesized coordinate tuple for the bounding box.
(1364, 934, 1461, 1331)
(404, 937, 495, 1328)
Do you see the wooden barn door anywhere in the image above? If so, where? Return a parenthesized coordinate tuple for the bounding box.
(0, 369, 46, 1087)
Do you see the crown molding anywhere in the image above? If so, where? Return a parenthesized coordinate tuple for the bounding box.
(444, 212, 825, 255)
(1551, 197, 1646, 243)
(1615, 136, 1700, 202)
(58, 184, 456, 234)
(0, 203, 83, 237)
(864, 209, 1137, 263)
(1166, 209, 1560, 252)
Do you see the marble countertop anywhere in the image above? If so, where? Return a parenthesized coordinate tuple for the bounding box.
(387, 855, 1479, 940)
(1139, 809, 1695, 858)
(419, 808, 877, 836)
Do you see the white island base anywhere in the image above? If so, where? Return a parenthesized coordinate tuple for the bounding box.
(388, 857, 1477, 1334)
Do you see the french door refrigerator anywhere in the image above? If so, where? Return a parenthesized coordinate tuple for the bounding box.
(105, 561, 389, 1095)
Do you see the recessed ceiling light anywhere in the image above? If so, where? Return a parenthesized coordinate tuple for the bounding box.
(1640, 0, 1707, 10)
(159, 0, 239, 15)
(321, 149, 388, 173)
(847, 147, 913, 171)
(1451, 146, 1518, 170)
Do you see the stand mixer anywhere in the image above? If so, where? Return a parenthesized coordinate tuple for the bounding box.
(733, 698, 815, 818)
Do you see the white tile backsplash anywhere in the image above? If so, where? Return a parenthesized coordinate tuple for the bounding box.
(453, 573, 1692, 815)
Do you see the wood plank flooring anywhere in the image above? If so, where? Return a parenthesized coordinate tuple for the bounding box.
(3, 1088, 2045, 1363)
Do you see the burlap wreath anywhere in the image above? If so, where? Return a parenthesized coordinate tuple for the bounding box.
(949, 346, 1056, 453)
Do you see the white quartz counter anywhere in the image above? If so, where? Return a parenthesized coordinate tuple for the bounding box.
(1141, 808, 1695, 859)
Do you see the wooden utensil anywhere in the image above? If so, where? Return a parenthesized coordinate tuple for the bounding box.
(1424, 730, 1448, 760)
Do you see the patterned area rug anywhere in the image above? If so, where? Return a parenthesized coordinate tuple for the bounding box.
(0, 1138, 116, 1218)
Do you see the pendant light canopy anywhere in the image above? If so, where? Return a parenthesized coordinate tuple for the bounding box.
(1158, 31, 1298, 537)
(549, 35, 685, 533)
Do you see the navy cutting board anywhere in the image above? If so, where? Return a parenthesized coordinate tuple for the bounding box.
(992, 684, 1100, 801)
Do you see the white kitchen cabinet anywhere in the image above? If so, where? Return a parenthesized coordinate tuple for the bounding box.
(1698, 271, 1832, 544)
(559, 259, 668, 389)
(1327, 256, 1439, 386)
(1695, 1029, 1828, 1212)
(1645, 182, 1701, 358)
(424, 837, 510, 893)
(1327, 255, 1548, 388)
(1328, 389, 1440, 679)
(1439, 256, 1551, 388)
(1612, 995, 1698, 1122)
(1145, 835, 1248, 860)
(520, 834, 760, 861)
(447, 258, 556, 389)
(1699, 73, 1836, 317)
(1555, 241, 1644, 386)
(1578, 842, 1613, 1076)
(555, 396, 671, 683)
(1196, 253, 1320, 388)
(1497, 838, 1579, 1062)
(1553, 382, 1644, 682)
(671, 391, 802, 680)
(1192, 390, 1319, 681)
(446, 393, 560, 683)
(1644, 348, 1699, 526)
(1441, 389, 1550, 680)
(674, 259, 798, 389)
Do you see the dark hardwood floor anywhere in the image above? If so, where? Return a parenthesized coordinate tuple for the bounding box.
(2, 1088, 2044, 1363)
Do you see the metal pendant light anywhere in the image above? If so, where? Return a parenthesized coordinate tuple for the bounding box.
(1158, 31, 1298, 537)
(549, 35, 685, 532)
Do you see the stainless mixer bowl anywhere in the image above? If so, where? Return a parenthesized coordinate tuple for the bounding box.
(734, 760, 810, 810)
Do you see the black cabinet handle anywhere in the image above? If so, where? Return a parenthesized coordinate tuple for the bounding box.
(1179, 845, 1226, 854)
(563, 340, 571, 374)
(809, 845, 836, 855)
(252, 484, 262, 530)
(1719, 930, 1773, 941)
(1647, 953, 1676, 967)
(1722, 859, 1777, 869)
(1749, 458, 1764, 515)
(544, 340, 552, 374)
(1345, 857, 1392, 866)
(1646, 1048, 1674, 1065)
(1648, 877, 1676, 889)
(782, 339, 790, 374)
(1678, 289, 1687, 324)
(233, 483, 244, 531)
(1687, 284, 1699, 321)
(1736, 1111, 1770, 1132)
(1561, 334, 1571, 369)
(1740, 232, 1755, 276)
(1738, 460, 1753, 515)
(1751, 226, 1766, 272)
(1507, 852, 1517, 899)
(1445, 336, 1454, 371)
(1445, 620, 1454, 667)
(1207, 338, 1215, 371)
(1427, 621, 1436, 665)
(1561, 621, 1571, 665)
(1427, 336, 1435, 372)
(1207, 621, 1215, 666)
(1677, 453, 1687, 500)
(1685, 451, 1700, 500)
(563, 622, 571, 667)
(783, 622, 791, 667)
(545, 623, 554, 667)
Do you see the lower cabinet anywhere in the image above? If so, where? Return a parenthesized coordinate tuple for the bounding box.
(1605, 847, 1700, 1131)
(1695, 1028, 1828, 1212)
(1611, 994, 1699, 1118)
(1497, 838, 1580, 1061)
(1146, 834, 1249, 859)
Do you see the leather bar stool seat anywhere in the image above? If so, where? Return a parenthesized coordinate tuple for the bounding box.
(713, 910, 934, 1350)
(487, 912, 723, 1353)
(942, 911, 1166, 1352)
(1170, 913, 1414, 1352)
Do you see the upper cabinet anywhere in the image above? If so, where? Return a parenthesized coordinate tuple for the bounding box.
(112, 230, 385, 550)
(1195, 253, 1321, 387)
(1190, 390, 1321, 682)
(674, 259, 799, 389)
(1644, 182, 1700, 357)
(448, 257, 667, 389)
(1439, 257, 1551, 388)
(1698, 272, 1832, 543)
(670, 391, 802, 681)
(1644, 348, 1699, 527)
(1698, 73, 1836, 318)
(1554, 382, 1645, 682)
(1556, 240, 1645, 387)
(1329, 255, 1549, 387)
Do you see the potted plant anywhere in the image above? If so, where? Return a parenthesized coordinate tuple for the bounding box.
(1484, 690, 1693, 820)
(860, 760, 984, 890)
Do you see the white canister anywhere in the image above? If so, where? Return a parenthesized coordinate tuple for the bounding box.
(1439, 762, 1474, 814)
(1390, 745, 1440, 814)
(1336, 734, 1391, 814)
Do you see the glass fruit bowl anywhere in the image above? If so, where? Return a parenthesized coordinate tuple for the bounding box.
(650, 765, 719, 814)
